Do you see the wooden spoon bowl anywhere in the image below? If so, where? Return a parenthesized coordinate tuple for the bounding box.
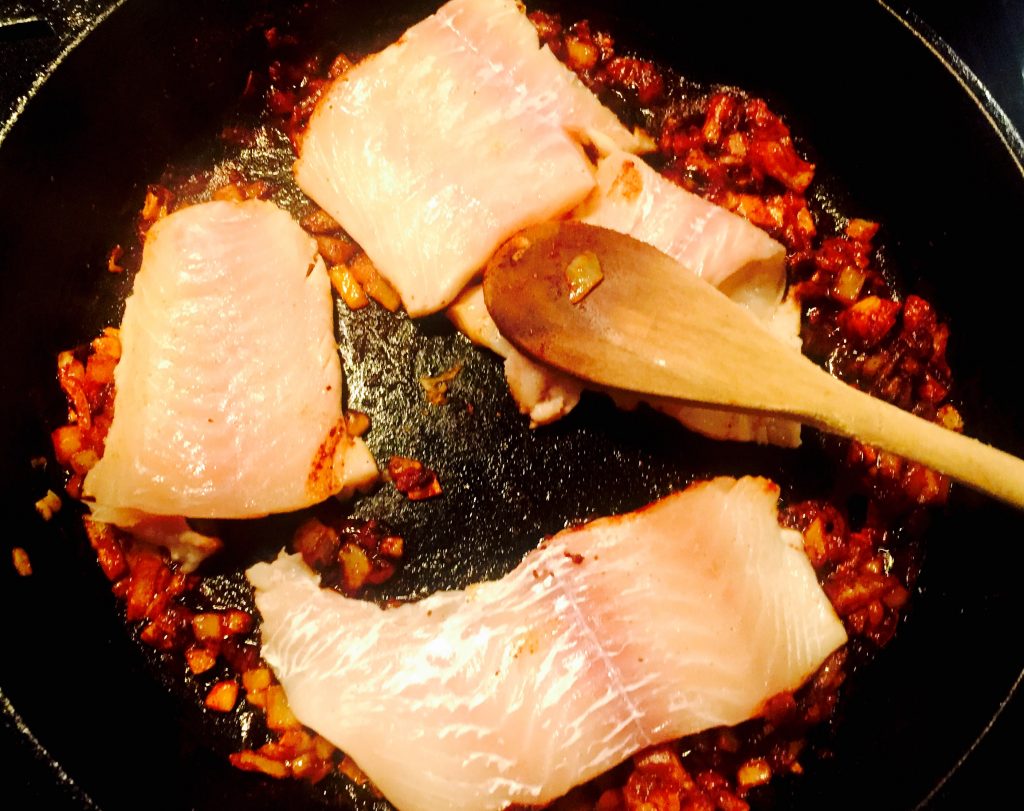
(484, 221, 1024, 509)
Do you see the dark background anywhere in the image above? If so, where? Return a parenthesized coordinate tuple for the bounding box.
(2, 0, 1022, 808)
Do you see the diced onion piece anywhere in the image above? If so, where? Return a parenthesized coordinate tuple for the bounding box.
(387, 455, 443, 500)
(265, 685, 301, 730)
(51, 425, 84, 468)
(566, 37, 599, 70)
(419, 362, 464, 406)
(84, 518, 128, 581)
(186, 645, 218, 675)
(212, 184, 246, 203)
(107, 244, 125, 273)
(565, 250, 604, 303)
(222, 609, 254, 635)
(832, 266, 867, 305)
(92, 327, 121, 359)
(348, 254, 402, 311)
(845, 218, 879, 241)
(70, 449, 100, 473)
(339, 542, 372, 592)
(292, 518, 341, 569)
(243, 667, 273, 694)
(231, 750, 290, 779)
(12, 547, 32, 576)
(205, 680, 239, 712)
(125, 552, 170, 622)
(344, 410, 371, 437)
(838, 295, 900, 347)
(378, 534, 404, 559)
(301, 207, 342, 234)
(937, 404, 964, 433)
(317, 235, 359, 266)
(329, 265, 369, 310)
(292, 752, 330, 782)
(737, 758, 772, 790)
(192, 613, 223, 641)
(34, 489, 62, 521)
(802, 516, 828, 568)
(141, 187, 170, 220)
(85, 353, 116, 387)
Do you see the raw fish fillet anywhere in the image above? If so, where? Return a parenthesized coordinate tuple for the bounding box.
(574, 150, 787, 321)
(295, 0, 644, 317)
(576, 149, 802, 444)
(448, 284, 581, 426)
(452, 291, 801, 444)
(84, 199, 376, 521)
(249, 477, 846, 811)
(451, 147, 802, 444)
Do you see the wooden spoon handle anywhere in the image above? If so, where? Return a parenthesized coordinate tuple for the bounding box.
(791, 369, 1024, 507)
(794, 372, 1024, 507)
(645, 339, 1024, 508)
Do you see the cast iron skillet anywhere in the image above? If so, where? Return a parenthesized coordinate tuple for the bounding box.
(2, 0, 1023, 808)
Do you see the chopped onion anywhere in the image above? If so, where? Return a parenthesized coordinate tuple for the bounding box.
(11, 547, 32, 577)
(205, 680, 239, 712)
(565, 250, 604, 303)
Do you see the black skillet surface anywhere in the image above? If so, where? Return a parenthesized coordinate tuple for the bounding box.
(2, 0, 1023, 808)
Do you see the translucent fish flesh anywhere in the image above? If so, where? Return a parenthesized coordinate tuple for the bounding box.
(455, 146, 802, 444)
(249, 476, 847, 811)
(294, 0, 644, 317)
(84, 199, 376, 521)
(573, 150, 787, 321)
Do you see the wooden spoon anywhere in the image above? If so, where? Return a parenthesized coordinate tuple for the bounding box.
(483, 221, 1024, 509)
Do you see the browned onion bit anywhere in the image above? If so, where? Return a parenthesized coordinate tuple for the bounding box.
(290, 515, 405, 596)
(51, 328, 120, 497)
(11, 547, 32, 576)
(387, 455, 443, 500)
(138, 184, 175, 239)
(347, 252, 402, 311)
(344, 410, 371, 437)
(106, 244, 125, 273)
(205, 680, 240, 712)
(420, 362, 465, 406)
(783, 501, 913, 647)
(300, 206, 342, 234)
(71, 512, 349, 784)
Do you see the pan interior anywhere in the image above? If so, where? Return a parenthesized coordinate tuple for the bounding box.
(1, 1, 1022, 809)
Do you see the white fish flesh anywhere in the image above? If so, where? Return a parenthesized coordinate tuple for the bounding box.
(294, 0, 645, 317)
(575, 149, 802, 445)
(448, 284, 581, 426)
(249, 476, 847, 811)
(454, 147, 802, 445)
(453, 292, 801, 445)
(574, 150, 787, 321)
(84, 199, 377, 523)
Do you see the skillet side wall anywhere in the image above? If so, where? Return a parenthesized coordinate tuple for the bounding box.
(1, 1, 1023, 809)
